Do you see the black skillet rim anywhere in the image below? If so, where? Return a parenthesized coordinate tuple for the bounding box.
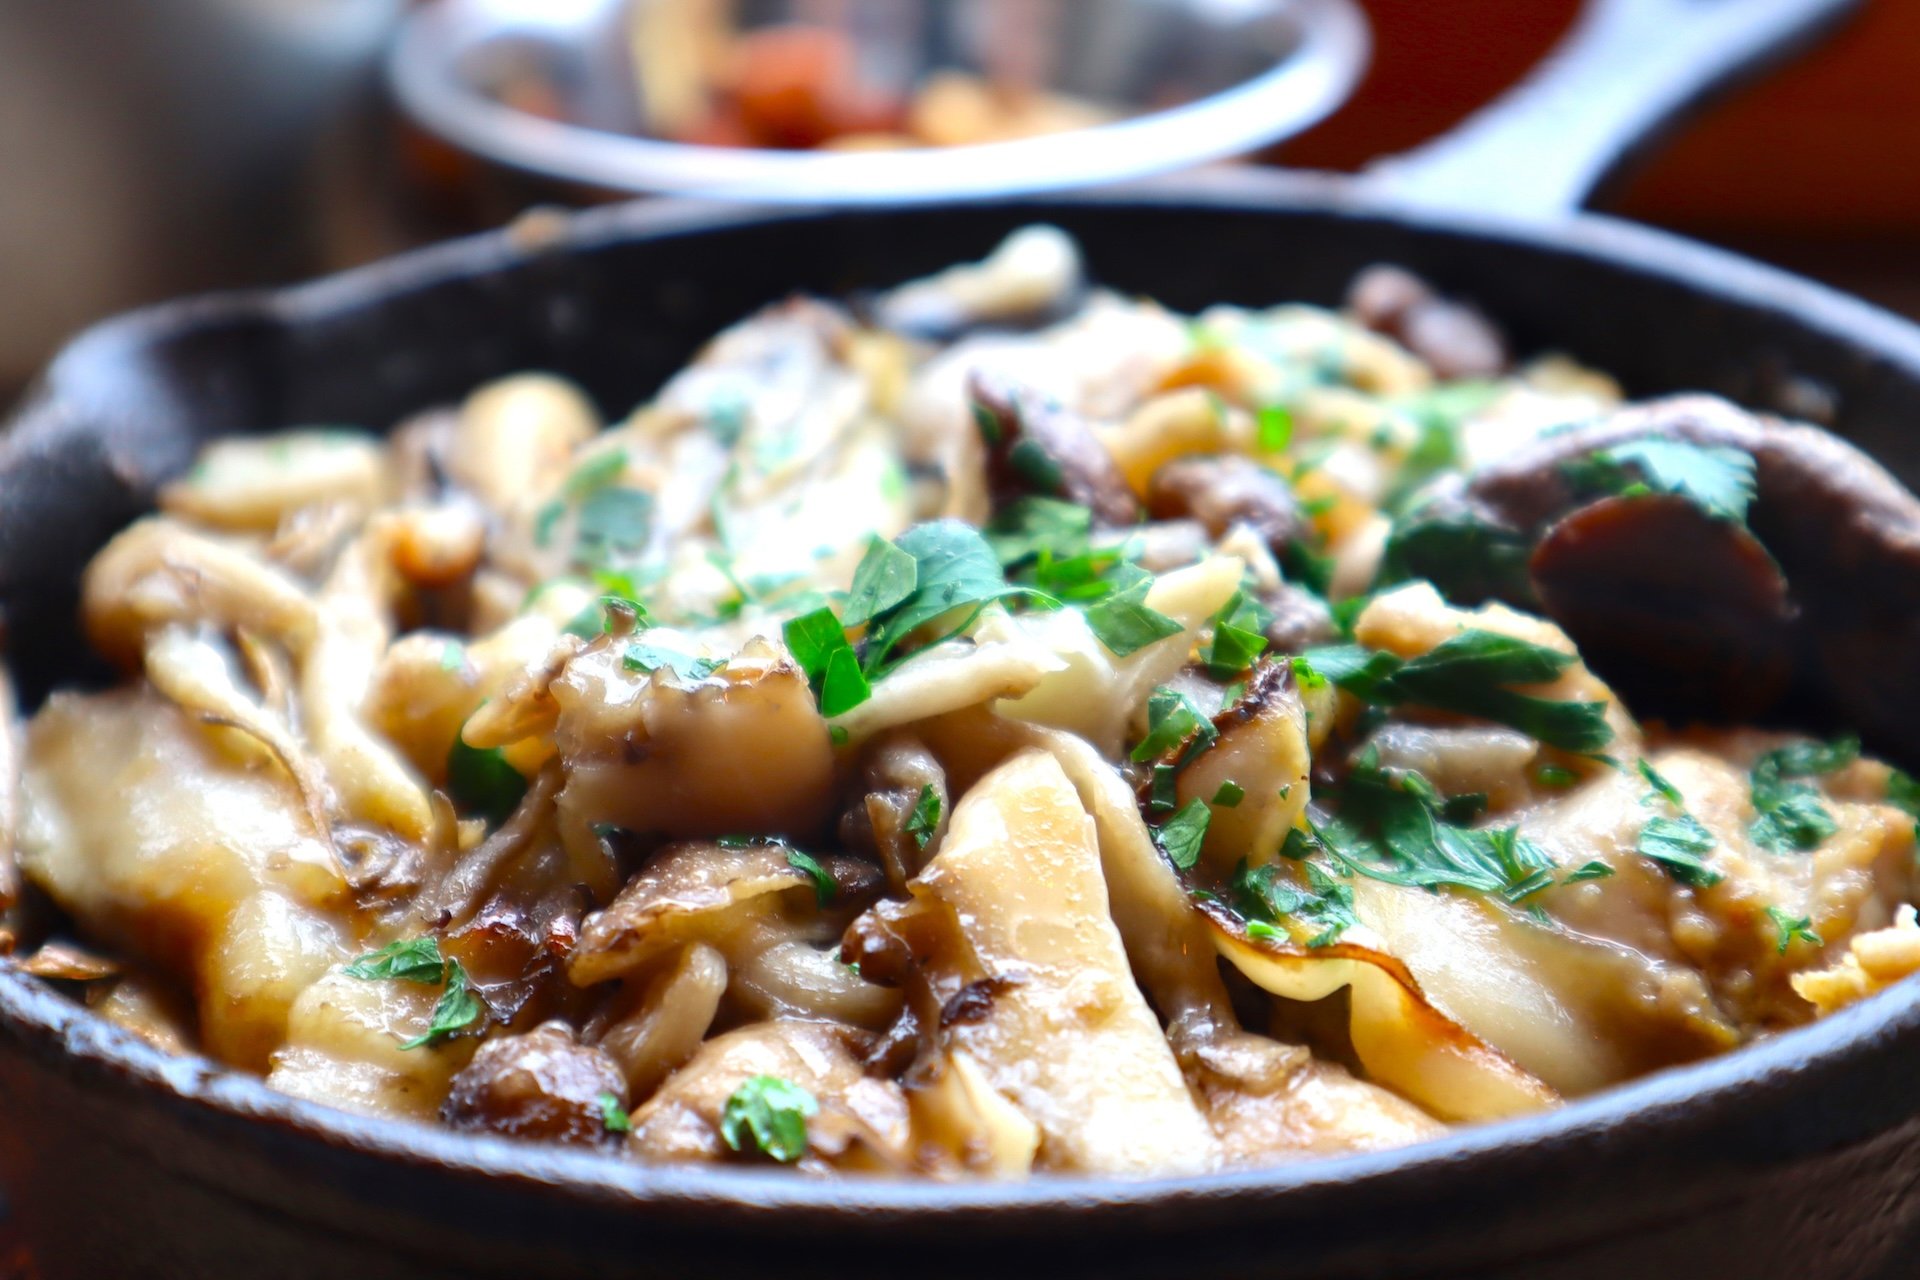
(6, 177, 1920, 1225)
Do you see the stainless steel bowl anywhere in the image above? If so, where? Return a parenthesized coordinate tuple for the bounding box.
(388, 0, 1369, 203)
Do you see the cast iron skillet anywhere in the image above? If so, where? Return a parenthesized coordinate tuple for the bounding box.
(5, 2, 1920, 1277)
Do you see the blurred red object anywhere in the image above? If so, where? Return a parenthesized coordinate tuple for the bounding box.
(1279, 0, 1920, 240)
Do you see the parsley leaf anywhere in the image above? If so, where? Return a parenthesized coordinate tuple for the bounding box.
(1131, 687, 1218, 764)
(1749, 737, 1856, 853)
(1154, 798, 1212, 870)
(1305, 630, 1613, 752)
(623, 643, 723, 682)
(1638, 815, 1721, 887)
(905, 784, 942, 849)
(574, 487, 654, 568)
(1562, 439, 1756, 523)
(447, 729, 528, 827)
(599, 1091, 632, 1134)
(861, 521, 1050, 676)
(1566, 860, 1615, 883)
(1213, 780, 1246, 808)
(782, 607, 871, 718)
(840, 535, 917, 628)
(1310, 751, 1558, 901)
(1257, 404, 1295, 454)
(720, 1075, 818, 1163)
(342, 938, 446, 984)
(983, 497, 1091, 569)
(784, 849, 835, 907)
(1764, 905, 1823, 954)
(1199, 589, 1272, 679)
(1084, 580, 1183, 657)
(398, 958, 485, 1051)
(1378, 506, 1535, 607)
(1234, 857, 1357, 948)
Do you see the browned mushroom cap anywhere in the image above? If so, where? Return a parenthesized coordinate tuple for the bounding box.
(1415, 395, 1920, 754)
(1346, 265, 1509, 381)
(1143, 456, 1335, 651)
(442, 1021, 627, 1147)
(1530, 495, 1795, 722)
(968, 369, 1140, 526)
(1145, 455, 1305, 555)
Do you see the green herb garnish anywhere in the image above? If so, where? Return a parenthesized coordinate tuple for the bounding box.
(1304, 630, 1613, 752)
(1212, 781, 1246, 808)
(720, 1075, 818, 1163)
(1562, 439, 1756, 523)
(599, 1091, 632, 1134)
(1084, 580, 1183, 657)
(342, 938, 446, 984)
(447, 729, 528, 827)
(1234, 857, 1357, 948)
(622, 643, 723, 682)
(905, 784, 942, 849)
(782, 607, 871, 718)
(1198, 589, 1272, 679)
(785, 849, 835, 907)
(1154, 798, 1212, 870)
(1749, 736, 1857, 853)
(1764, 905, 1823, 954)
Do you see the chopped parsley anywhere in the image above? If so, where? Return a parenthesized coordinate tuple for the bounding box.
(1083, 580, 1183, 657)
(1234, 857, 1357, 948)
(1566, 860, 1615, 883)
(1131, 687, 1218, 765)
(344, 938, 485, 1050)
(1304, 630, 1613, 752)
(342, 938, 446, 984)
(905, 784, 942, 849)
(622, 643, 723, 682)
(1212, 780, 1246, 808)
(399, 959, 485, 1051)
(1764, 905, 1823, 954)
(782, 607, 871, 718)
(1633, 759, 1723, 887)
(1561, 438, 1757, 524)
(599, 1091, 632, 1134)
(1377, 506, 1535, 607)
(720, 1075, 817, 1163)
(1256, 404, 1294, 453)
(1309, 750, 1559, 902)
(855, 521, 1052, 677)
(839, 535, 917, 628)
(447, 727, 527, 827)
(1749, 736, 1857, 853)
(784, 849, 835, 906)
(1536, 765, 1578, 789)
(1198, 589, 1271, 679)
(1154, 798, 1212, 870)
(573, 486, 654, 569)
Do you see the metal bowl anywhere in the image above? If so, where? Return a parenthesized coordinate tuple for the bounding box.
(388, 0, 1369, 203)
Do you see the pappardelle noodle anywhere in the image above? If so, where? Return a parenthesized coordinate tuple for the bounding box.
(8, 228, 1920, 1176)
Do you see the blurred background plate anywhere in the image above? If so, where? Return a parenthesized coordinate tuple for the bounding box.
(387, 0, 1371, 202)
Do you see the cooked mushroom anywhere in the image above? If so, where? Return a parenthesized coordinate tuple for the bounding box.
(969, 368, 1140, 526)
(1346, 264, 1510, 381)
(443, 1021, 627, 1146)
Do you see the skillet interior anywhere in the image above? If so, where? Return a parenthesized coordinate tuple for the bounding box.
(7, 185, 1920, 1279)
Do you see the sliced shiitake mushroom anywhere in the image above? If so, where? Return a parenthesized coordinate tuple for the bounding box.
(968, 368, 1140, 526)
(1346, 264, 1510, 381)
(1397, 396, 1920, 755)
